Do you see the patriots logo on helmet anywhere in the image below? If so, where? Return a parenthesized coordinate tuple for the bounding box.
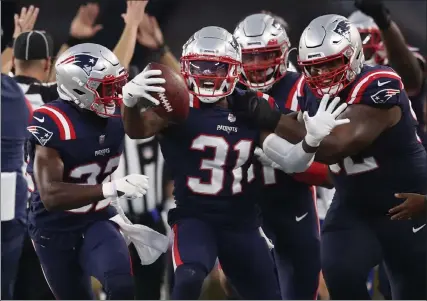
(333, 20, 351, 39)
(59, 54, 99, 76)
(27, 125, 53, 146)
(370, 88, 400, 104)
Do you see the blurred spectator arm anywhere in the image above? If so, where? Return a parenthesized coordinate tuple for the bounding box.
(113, 1, 147, 69)
(137, 14, 180, 73)
(2, 6, 39, 74)
(48, 3, 103, 81)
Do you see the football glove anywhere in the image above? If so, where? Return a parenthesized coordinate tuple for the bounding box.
(303, 94, 350, 147)
(122, 69, 166, 108)
(102, 174, 149, 199)
(230, 91, 281, 132)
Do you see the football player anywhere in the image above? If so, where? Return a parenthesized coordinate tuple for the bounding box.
(121, 26, 348, 299)
(1, 74, 32, 300)
(348, 0, 427, 148)
(26, 43, 152, 299)
(238, 14, 427, 299)
(233, 13, 332, 299)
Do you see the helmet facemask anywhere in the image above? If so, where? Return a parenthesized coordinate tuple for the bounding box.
(299, 46, 357, 97)
(240, 45, 288, 92)
(181, 55, 240, 103)
(86, 73, 128, 118)
(358, 28, 386, 65)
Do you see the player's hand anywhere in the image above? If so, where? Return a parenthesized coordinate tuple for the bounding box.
(303, 94, 350, 147)
(121, 1, 147, 28)
(354, 0, 391, 30)
(137, 14, 164, 49)
(388, 193, 427, 220)
(103, 174, 149, 199)
(230, 91, 281, 132)
(122, 70, 166, 107)
(254, 147, 275, 167)
(70, 3, 103, 39)
(13, 5, 40, 39)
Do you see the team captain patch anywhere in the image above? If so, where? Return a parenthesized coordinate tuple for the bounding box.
(27, 125, 53, 146)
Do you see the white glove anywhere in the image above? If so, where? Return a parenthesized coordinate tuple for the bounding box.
(122, 69, 166, 107)
(303, 94, 350, 147)
(102, 174, 149, 199)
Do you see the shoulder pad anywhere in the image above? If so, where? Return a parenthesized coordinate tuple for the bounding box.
(256, 91, 279, 110)
(346, 67, 403, 107)
(28, 104, 76, 147)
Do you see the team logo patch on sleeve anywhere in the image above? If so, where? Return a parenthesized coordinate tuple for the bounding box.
(370, 88, 400, 104)
(27, 126, 53, 146)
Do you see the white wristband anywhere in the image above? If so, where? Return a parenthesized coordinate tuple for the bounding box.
(102, 181, 117, 199)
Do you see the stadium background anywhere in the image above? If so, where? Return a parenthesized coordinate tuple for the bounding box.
(1, 0, 426, 299)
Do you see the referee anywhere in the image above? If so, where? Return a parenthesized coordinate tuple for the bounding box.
(12, 30, 58, 109)
(12, 30, 57, 300)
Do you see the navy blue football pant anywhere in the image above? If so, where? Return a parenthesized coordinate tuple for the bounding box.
(262, 189, 321, 300)
(170, 218, 281, 300)
(31, 220, 134, 300)
(321, 201, 427, 300)
(1, 219, 26, 300)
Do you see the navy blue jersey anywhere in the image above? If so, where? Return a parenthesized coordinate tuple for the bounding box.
(251, 72, 315, 212)
(300, 65, 427, 212)
(26, 99, 124, 231)
(160, 88, 261, 228)
(1, 74, 32, 222)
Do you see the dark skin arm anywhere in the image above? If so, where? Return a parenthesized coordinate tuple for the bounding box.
(273, 104, 400, 164)
(34, 145, 104, 211)
(121, 104, 168, 139)
(381, 22, 423, 96)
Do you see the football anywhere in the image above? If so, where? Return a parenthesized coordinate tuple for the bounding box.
(143, 62, 190, 122)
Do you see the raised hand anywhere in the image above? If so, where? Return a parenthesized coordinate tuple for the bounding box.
(13, 5, 40, 39)
(121, 0, 147, 27)
(137, 14, 164, 49)
(70, 3, 103, 39)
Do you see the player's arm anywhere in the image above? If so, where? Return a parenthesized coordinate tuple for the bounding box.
(33, 145, 104, 211)
(254, 147, 333, 188)
(354, 0, 423, 95)
(121, 70, 169, 138)
(312, 104, 399, 164)
(257, 96, 349, 173)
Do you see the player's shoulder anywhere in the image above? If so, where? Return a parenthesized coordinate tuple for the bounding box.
(345, 65, 404, 106)
(29, 99, 77, 146)
(271, 71, 305, 112)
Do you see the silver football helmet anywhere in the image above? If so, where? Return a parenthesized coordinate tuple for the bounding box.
(181, 26, 242, 103)
(55, 43, 128, 117)
(348, 10, 386, 65)
(234, 13, 290, 92)
(298, 14, 364, 97)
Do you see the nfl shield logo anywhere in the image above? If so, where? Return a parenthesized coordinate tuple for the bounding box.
(228, 113, 236, 123)
(99, 135, 105, 144)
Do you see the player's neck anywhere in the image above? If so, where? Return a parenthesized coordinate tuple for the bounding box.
(215, 97, 228, 109)
(15, 68, 47, 83)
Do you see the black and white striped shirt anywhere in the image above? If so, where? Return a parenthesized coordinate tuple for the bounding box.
(13, 75, 58, 109)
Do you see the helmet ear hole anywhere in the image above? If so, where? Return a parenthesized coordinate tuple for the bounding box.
(73, 89, 85, 95)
